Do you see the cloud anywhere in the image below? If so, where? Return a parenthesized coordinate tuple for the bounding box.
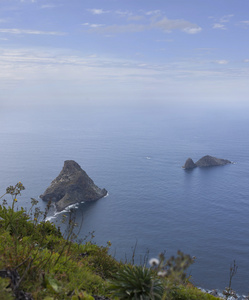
(88, 16, 201, 35)
(128, 15, 144, 21)
(220, 14, 234, 23)
(215, 60, 229, 65)
(40, 4, 56, 9)
(153, 17, 202, 34)
(213, 23, 226, 30)
(1, 47, 249, 108)
(240, 20, 249, 27)
(0, 28, 66, 35)
(89, 24, 147, 33)
(145, 10, 162, 16)
(88, 9, 110, 15)
(82, 23, 104, 28)
(183, 27, 202, 34)
(90, 24, 104, 28)
(20, 0, 36, 2)
(85, 9, 201, 34)
(244, 59, 249, 63)
(212, 14, 234, 30)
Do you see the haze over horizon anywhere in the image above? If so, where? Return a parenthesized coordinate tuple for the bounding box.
(1, 0, 249, 111)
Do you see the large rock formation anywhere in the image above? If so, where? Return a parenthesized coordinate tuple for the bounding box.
(40, 160, 107, 211)
(183, 155, 231, 169)
(182, 158, 197, 169)
(195, 155, 231, 167)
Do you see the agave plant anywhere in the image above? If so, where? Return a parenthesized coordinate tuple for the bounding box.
(110, 264, 163, 299)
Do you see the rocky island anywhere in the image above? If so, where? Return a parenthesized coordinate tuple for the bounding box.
(40, 160, 107, 211)
(183, 155, 231, 169)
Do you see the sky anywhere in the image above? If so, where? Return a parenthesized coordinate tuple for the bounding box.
(1, 0, 249, 110)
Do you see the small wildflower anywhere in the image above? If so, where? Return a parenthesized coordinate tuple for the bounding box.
(34, 218, 37, 221)
(157, 271, 167, 277)
(14, 198, 17, 202)
(149, 258, 160, 267)
(107, 241, 112, 247)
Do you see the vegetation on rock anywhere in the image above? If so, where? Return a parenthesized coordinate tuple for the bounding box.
(0, 183, 221, 299)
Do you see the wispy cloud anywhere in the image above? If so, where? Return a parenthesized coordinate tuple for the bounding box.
(89, 23, 146, 33)
(85, 8, 201, 34)
(88, 16, 201, 35)
(128, 15, 144, 21)
(220, 14, 234, 23)
(241, 20, 249, 25)
(213, 23, 226, 30)
(88, 9, 110, 15)
(152, 17, 202, 34)
(1, 47, 249, 108)
(82, 23, 104, 28)
(115, 10, 132, 17)
(212, 14, 234, 30)
(239, 20, 249, 29)
(215, 60, 229, 65)
(0, 28, 66, 35)
(145, 10, 162, 16)
(40, 4, 57, 9)
(0, 47, 239, 84)
(20, 0, 36, 3)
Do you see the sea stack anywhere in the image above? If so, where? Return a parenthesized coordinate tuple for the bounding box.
(40, 160, 107, 211)
(182, 158, 197, 169)
(195, 155, 231, 167)
(183, 155, 231, 169)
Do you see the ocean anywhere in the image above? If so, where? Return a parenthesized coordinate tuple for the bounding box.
(0, 104, 249, 296)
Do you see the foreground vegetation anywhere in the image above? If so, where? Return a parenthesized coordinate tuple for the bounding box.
(0, 183, 220, 299)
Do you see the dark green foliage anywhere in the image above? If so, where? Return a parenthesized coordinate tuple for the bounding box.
(167, 285, 220, 300)
(110, 264, 163, 299)
(84, 242, 121, 279)
(0, 205, 32, 235)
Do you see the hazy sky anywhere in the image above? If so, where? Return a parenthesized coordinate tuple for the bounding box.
(1, 0, 249, 109)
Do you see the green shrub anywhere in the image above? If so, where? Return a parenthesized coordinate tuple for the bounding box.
(110, 264, 163, 299)
(165, 285, 220, 300)
(0, 277, 14, 300)
(85, 243, 121, 279)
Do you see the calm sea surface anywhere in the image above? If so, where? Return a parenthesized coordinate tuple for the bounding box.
(0, 105, 249, 295)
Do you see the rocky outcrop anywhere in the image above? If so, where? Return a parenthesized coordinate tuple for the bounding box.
(182, 158, 197, 169)
(195, 155, 231, 167)
(40, 160, 107, 211)
(183, 155, 231, 169)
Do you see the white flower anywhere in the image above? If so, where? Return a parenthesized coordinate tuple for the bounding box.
(149, 258, 160, 267)
(157, 271, 167, 277)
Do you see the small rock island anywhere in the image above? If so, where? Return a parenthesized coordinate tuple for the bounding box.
(183, 155, 231, 169)
(40, 160, 107, 211)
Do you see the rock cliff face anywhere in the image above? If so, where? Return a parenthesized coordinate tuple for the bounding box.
(183, 155, 231, 169)
(40, 160, 107, 211)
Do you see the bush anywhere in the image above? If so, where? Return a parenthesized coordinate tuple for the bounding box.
(110, 264, 163, 299)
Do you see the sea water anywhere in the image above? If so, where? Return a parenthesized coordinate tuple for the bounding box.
(0, 104, 249, 296)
